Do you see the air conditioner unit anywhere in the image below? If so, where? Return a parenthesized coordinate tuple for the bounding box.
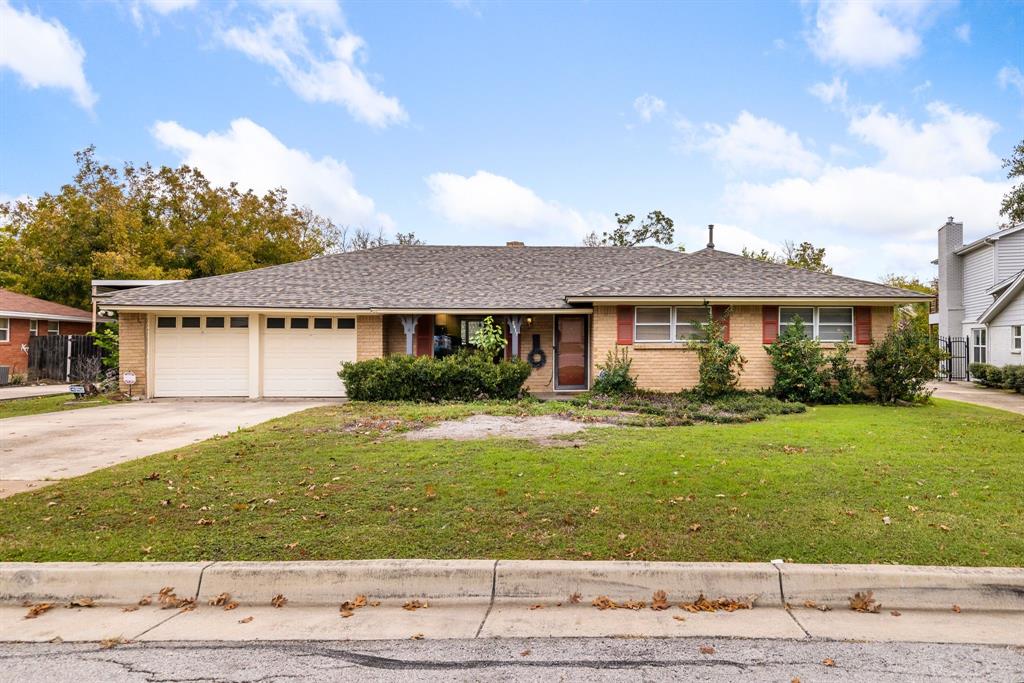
(0, 366, 10, 386)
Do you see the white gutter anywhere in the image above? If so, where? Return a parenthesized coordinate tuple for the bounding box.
(0, 310, 92, 323)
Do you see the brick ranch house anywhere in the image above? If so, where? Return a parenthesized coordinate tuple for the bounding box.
(99, 241, 930, 398)
(0, 289, 92, 377)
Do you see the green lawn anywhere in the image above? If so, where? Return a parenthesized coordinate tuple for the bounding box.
(0, 393, 115, 419)
(0, 399, 1021, 566)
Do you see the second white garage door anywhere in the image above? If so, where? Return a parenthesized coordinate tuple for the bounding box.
(262, 316, 357, 397)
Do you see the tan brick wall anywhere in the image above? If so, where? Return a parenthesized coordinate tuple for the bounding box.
(118, 312, 147, 395)
(592, 304, 898, 392)
(383, 315, 407, 356)
(356, 315, 384, 360)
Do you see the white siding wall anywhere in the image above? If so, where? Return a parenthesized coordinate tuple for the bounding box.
(989, 289, 1024, 367)
(962, 247, 994, 322)
(996, 230, 1024, 280)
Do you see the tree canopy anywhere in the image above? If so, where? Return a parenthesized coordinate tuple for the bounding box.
(0, 147, 416, 310)
(583, 211, 681, 249)
(741, 240, 832, 273)
(1000, 138, 1024, 227)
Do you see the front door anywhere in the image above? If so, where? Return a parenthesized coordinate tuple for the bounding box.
(555, 315, 588, 390)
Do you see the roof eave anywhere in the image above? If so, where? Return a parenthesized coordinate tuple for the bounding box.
(564, 295, 929, 305)
(0, 310, 92, 323)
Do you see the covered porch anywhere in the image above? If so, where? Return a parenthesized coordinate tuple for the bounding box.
(379, 311, 591, 393)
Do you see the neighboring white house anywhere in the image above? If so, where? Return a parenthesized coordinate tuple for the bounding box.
(934, 218, 1024, 367)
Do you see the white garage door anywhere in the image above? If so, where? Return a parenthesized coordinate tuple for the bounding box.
(154, 315, 250, 397)
(262, 316, 356, 397)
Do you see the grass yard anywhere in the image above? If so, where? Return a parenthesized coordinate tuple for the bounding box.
(0, 393, 115, 419)
(0, 399, 1021, 566)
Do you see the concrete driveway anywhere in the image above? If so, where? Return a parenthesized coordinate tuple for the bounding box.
(0, 400, 328, 498)
(928, 381, 1024, 415)
(0, 384, 71, 401)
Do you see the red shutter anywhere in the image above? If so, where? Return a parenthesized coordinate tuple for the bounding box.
(504, 321, 513, 360)
(616, 306, 634, 345)
(712, 305, 730, 342)
(415, 314, 434, 356)
(762, 307, 779, 344)
(854, 307, 872, 345)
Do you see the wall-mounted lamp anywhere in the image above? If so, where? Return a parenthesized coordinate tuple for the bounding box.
(525, 316, 533, 327)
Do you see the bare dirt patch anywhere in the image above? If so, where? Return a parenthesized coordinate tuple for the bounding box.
(404, 414, 611, 444)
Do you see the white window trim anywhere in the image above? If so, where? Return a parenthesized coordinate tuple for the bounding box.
(29, 319, 38, 336)
(972, 327, 987, 364)
(0, 317, 8, 343)
(634, 306, 708, 344)
(47, 320, 60, 335)
(1012, 325, 1022, 354)
(779, 306, 855, 343)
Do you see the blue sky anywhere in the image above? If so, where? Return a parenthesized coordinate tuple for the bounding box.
(2, 0, 1023, 280)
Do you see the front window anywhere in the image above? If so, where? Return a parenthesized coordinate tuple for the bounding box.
(1012, 325, 1022, 353)
(972, 328, 986, 363)
(47, 320, 59, 335)
(779, 307, 853, 342)
(634, 306, 708, 343)
(0, 317, 8, 342)
(29, 320, 38, 336)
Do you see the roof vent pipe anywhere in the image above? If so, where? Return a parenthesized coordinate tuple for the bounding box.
(706, 224, 715, 249)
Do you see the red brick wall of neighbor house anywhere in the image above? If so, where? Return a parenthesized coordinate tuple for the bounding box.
(592, 305, 896, 392)
(0, 319, 91, 375)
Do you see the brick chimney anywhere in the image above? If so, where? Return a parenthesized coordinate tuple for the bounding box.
(936, 216, 964, 339)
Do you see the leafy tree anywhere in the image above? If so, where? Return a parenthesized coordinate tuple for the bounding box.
(583, 211, 676, 248)
(882, 274, 936, 333)
(340, 227, 424, 251)
(865, 320, 945, 403)
(468, 315, 507, 360)
(89, 321, 120, 370)
(0, 147, 342, 309)
(1000, 138, 1024, 226)
(695, 310, 745, 398)
(741, 241, 832, 273)
(764, 317, 828, 403)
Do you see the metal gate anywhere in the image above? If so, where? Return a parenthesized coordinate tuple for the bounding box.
(938, 335, 970, 381)
(27, 335, 105, 382)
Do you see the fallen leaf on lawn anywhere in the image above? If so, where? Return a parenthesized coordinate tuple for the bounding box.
(688, 523, 702, 532)
(285, 542, 298, 550)
(195, 518, 214, 526)
(802, 600, 831, 612)
(651, 590, 670, 611)
(68, 597, 95, 608)
(425, 484, 437, 498)
(24, 603, 54, 619)
(616, 532, 626, 540)
(823, 658, 836, 667)
(403, 599, 429, 611)
(890, 610, 901, 617)
(882, 516, 891, 525)
(410, 633, 424, 640)
(529, 604, 544, 610)
(848, 591, 881, 613)
(592, 595, 617, 610)
(209, 593, 231, 607)
(569, 592, 582, 604)
(907, 505, 919, 512)
(939, 524, 951, 532)
(100, 636, 129, 649)
(952, 604, 961, 613)
(680, 594, 757, 613)
(673, 615, 686, 622)
(238, 616, 253, 624)
(699, 645, 715, 655)
(271, 594, 288, 608)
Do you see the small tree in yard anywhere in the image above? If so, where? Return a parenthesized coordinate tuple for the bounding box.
(468, 316, 507, 360)
(696, 311, 745, 398)
(89, 320, 119, 369)
(865, 320, 945, 403)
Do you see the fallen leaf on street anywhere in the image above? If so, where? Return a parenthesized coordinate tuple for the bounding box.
(952, 604, 961, 613)
(24, 603, 53, 619)
(673, 615, 686, 622)
(699, 645, 715, 655)
(410, 633, 424, 640)
(802, 600, 831, 612)
(238, 616, 253, 624)
(890, 610, 901, 617)
(569, 592, 582, 604)
(100, 637, 129, 649)
(520, 649, 531, 657)
(529, 604, 544, 610)
(592, 595, 617, 610)
(121, 606, 139, 613)
(403, 600, 429, 611)
(823, 658, 836, 667)
(651, 590, 670, 611)
(848, 591, 881, 613)
(68, 597, 95, 608)
(680, 594, 756, 613)
(271, 594, 287, 608)
(619, 599, 645, 610)
(209, 593, 231, 607)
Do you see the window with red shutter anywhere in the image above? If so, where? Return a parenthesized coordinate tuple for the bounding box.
(762, 307, 779, 344)
(712, 305, 731, 342)
(854, 307, 872, 345)
(616, 306, 634, 345)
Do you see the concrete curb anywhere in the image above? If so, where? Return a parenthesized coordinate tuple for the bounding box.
(2, 561, 1022, 613)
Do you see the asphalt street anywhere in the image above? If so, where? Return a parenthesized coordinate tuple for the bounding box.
(1, 637, 1021, 682)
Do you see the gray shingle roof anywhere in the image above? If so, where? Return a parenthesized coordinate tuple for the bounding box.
(103, 245, 929, 310)
(574, 248, 931, 300)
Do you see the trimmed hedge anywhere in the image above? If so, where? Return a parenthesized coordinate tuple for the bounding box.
(339, 351, 532, 401)
(970, 362, 1024, 392)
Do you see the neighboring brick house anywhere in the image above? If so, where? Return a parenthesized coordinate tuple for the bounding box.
(100, 236, 928, 398)
(0, 289, 92, 378)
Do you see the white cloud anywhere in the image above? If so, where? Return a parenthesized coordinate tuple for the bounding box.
(0, 0, 97, 110)
(633, 94, 666, 122)
(807, 0, 938, 68)
(425, 171, 603, 243)
(152, 118, 393, 229)
(128, 0, 197, 28)
(808, 76, 848, 106)
(998, 66, 1024, 97)
(954, 22, 971, 43)
(848, 101, 1000, 176)
(219, 3, 406, 127)
(911, 80, 932, 95)
(699, 112, 822, 176)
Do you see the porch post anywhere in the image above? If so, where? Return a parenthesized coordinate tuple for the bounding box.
(400, 315, 417, 355)
(507, 315, 523, 358)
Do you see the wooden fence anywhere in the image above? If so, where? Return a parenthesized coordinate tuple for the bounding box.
(27, 334, 106, 382)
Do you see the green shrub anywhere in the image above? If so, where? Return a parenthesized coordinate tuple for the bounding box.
(969, 363, 993, 382)
(89, 321, 119, 369)
(695, 312, 746, 398)
(981, 365, 1005, 387)
(821, 339, 863, 404)
(468, 315, 507, 359)
(339, 350, 531, 401)
(1003, 365, 1024, 393)
(592, 347, 636, 395)
(572, 389, 805, 426)
(765, 317, 828, 403)
(865, 321, 945, 403)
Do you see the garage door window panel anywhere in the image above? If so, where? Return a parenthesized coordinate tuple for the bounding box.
(182, 317, 201, 329)
(267, 318, 285, 329)
(157, 317, 177, 328)
(230, 317, 249, 329)
(290, 318, 309, 329)
(314, 318, 332, 329)
(206, 317, 225, 328)
(337, 318, 355, 329)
